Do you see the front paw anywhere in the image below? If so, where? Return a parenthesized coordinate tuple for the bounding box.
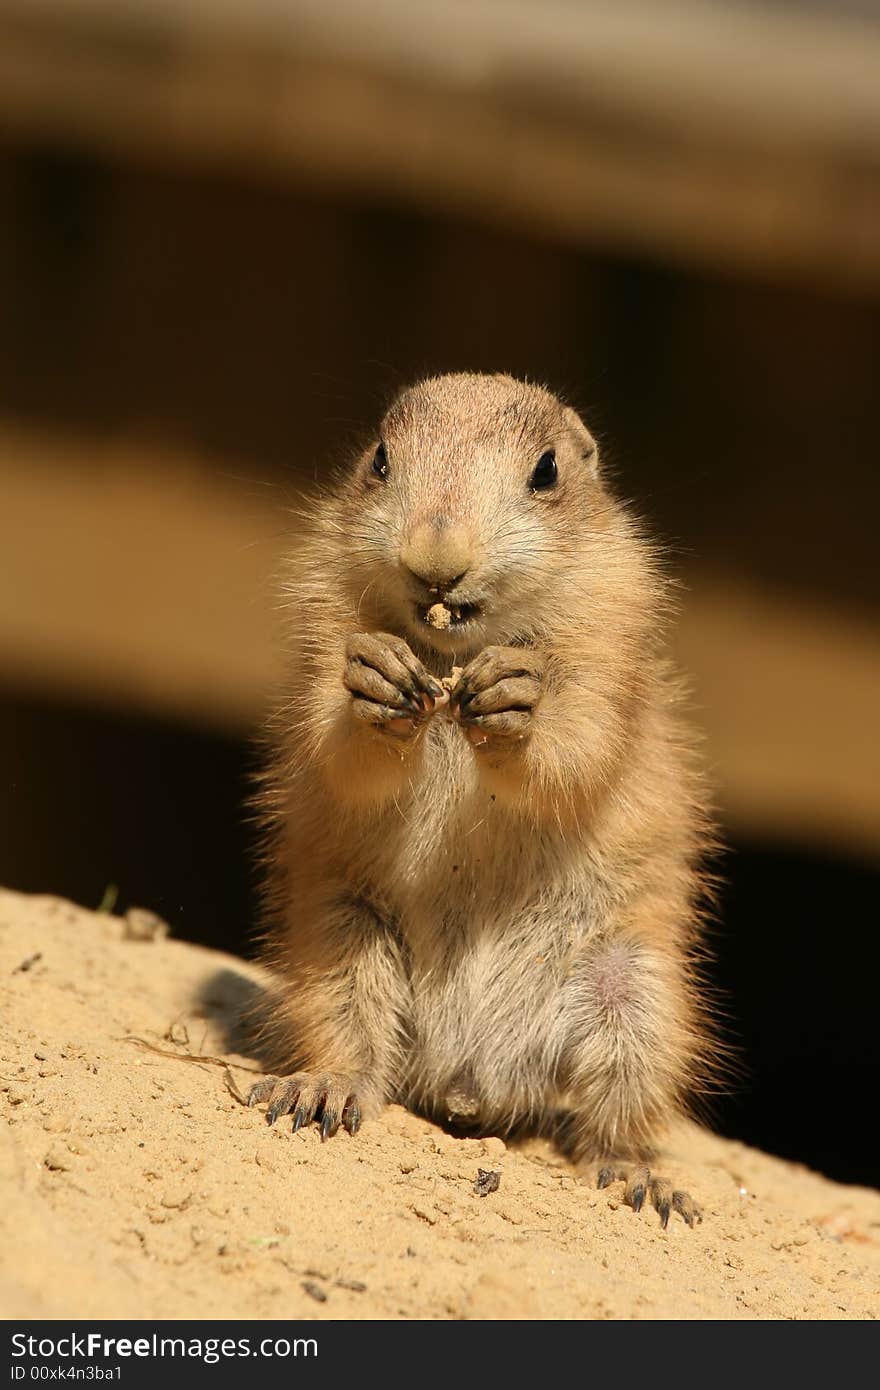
(344, 632, 443, 738)
(454, 645, 544, 748)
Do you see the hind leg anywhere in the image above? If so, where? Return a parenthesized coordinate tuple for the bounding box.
(562, 934, 702, 1227)
(249, 893, 411, 1139)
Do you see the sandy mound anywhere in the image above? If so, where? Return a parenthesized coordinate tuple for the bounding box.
(1, 888, 877, 1321)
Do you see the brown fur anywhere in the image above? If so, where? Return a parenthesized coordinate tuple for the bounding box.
(250, 372, 719, 1188)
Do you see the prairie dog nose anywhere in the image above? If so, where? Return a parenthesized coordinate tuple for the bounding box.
(400, 520, 473, 591)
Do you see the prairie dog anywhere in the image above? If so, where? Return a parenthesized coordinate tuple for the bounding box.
(249, 372, 716, 1226)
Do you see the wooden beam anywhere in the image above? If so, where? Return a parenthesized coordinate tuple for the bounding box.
(0, 0, 879, 289)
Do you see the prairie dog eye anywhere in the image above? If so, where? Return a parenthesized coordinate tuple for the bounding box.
(529, 450, 557, 491)
(372, 443, 389, 479)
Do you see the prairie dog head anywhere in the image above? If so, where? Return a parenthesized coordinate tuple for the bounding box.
(335, 372, 606, 656)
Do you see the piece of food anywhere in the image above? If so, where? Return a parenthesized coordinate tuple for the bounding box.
(430, 665, 463, 712)
(426, 603, 452, 629)
(442, 665, 463, 694)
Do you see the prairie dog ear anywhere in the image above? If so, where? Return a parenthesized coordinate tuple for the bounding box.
(563, 406, 599, 477)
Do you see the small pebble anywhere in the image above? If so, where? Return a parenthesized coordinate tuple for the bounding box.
(474, 1169, 502, 1197)
(124, 908, 170, 942)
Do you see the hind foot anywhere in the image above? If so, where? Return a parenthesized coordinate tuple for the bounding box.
(596, 1163, 701, 1229)
(247, 1072, 362, 1140)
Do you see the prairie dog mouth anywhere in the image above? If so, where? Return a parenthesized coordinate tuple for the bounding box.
(420, 601, 482, 631)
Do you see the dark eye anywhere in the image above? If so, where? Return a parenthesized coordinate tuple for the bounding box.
(529, 450, 557, 491)
(372, 443, 389, 479)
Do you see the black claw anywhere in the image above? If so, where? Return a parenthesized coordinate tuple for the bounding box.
(292, 1106, 307, 1133)
(630, 1185, 645, 1214)
(597, 1166, 615, 1190)
(344, 1099, 361, 1134)
(321, 1112, 340, 1142)
(266, 1104, 280, 1127)
(658, 1202, 671, 1229)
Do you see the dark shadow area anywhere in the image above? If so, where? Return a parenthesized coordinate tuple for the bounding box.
(712, 842, 879, 1188)
(194, 966, 271, 1062)
(2, 687, 877, 1187)
(0, 687, 262, 956)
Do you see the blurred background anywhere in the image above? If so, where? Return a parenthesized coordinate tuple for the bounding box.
(1, 0, 878, 1185)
